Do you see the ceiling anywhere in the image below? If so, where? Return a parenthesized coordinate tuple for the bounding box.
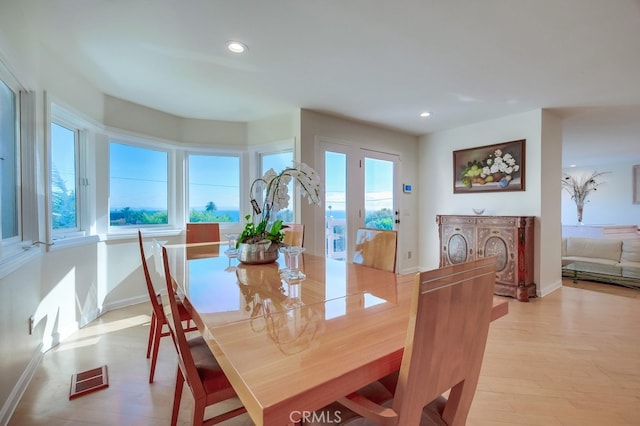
(19, 0, 640, 167)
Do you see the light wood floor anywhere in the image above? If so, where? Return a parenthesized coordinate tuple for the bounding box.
(9, 280, 640, 425)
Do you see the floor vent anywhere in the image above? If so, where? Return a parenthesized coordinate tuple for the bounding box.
(69, 365, 109, 400)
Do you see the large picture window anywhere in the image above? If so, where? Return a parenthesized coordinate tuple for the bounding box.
(187, 154, 240, 223)
(109, 142, 168, 226)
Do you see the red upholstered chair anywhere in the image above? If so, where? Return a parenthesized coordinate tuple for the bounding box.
(138, 230, 197, 383)
(161, 246, 247, 425)
(186, 222, 220, 244)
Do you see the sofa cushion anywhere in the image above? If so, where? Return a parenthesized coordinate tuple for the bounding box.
(620, 263, 640, 279)
(565, 237, 622, 262)
(563, 256, 620, 267)
(621, 239, 640, 263)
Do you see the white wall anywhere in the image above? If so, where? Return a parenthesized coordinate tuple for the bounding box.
(419, 109, 563, 297)
(0, 6, 107, 419)
(561, 162, 640, 227)
(247, 111, 301, 146)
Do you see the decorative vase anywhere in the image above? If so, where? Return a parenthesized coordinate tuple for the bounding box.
(576, 201, 584, 224)
(237, 241, 280, 264)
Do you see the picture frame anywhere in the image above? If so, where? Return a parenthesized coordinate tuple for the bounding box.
(634, 165, 640, 204)
(453, 139, 526, 193)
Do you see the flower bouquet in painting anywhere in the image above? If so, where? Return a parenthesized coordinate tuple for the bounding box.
(453, 140, 526, 193)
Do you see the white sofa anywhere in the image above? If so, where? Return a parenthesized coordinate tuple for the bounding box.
(562, 237, 640, 282)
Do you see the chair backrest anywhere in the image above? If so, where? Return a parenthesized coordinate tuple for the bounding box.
(392, 257, 497, 426)
(186, 222, 220, 243)
(161, 246, 208, 399)
(352, 228, 398, 272)
(282, 223, 305, 247)
(138, 230, 164, 320)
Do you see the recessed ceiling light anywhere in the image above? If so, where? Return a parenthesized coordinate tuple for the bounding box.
(420, 112, 431, 118)
(227, 41, 247, 54)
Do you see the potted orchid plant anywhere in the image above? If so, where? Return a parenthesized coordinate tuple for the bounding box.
(237, 162, 321, 263)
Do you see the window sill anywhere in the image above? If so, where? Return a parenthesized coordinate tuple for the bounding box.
(49, 235, 101, 251)
(106, 227, 184, 241)
(0, 246, 41, 280)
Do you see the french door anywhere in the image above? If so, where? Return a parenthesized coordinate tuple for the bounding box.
(318, 139, 399, 263)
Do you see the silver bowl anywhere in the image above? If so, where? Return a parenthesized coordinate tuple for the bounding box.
(237, 242, 279, 264)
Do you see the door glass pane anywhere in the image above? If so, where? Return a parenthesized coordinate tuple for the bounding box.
(188, 154, 240, 223)
(109, 142, 168, 226)
(325, 151, 346, 260)
(364, 157, 394, 230)
(51, 123, 77, 230)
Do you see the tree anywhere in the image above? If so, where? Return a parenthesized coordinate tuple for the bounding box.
(51, 168, 76, 229)
(364, 208, 394, 230)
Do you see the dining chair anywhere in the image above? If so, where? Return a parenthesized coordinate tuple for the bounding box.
(283, 223, 305, 247)
(306, 256, 497, 426)
(161, 246, 247, 426)
(352, 228, 398, 273)
(138, 230, 198, 383)
(186, 222, 220, 244)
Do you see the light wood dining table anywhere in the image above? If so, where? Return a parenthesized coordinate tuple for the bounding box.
(162, 242, 509, 425)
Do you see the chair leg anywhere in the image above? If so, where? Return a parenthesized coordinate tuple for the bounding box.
(192, 397, 206, 426)
(149, 316, 164, 383)
(171, 367, 185, 426)
(146, 311, 157, 359)
(442, 379, 477, 426)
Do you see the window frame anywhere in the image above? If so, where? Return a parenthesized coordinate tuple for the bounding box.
(44, 98, 102, 249)
(185, 150, 243, 229)
(48, 110, 85, 240)
(0, 71, 20, 248)
(0, 62, 40, 277)
(106, 134, 175, 234)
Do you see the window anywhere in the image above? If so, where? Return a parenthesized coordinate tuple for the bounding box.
(0, 76, 18, 242)
(50, 122, 78, 231)
(109, 142, 168, 226)
(260, 150, 294, 222)
(187, 154, 240, 223)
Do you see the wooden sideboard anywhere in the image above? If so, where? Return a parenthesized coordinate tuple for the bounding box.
(437, 215, 536, 301)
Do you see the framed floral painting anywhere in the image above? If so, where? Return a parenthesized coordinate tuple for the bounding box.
(453, 139, 526, 193)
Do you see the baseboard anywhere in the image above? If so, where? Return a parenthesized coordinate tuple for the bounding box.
(398, 266, 420, 275)
(0, 344, 43, 426)
(539, 279, 563, 297)
(101, 294, 148, 314)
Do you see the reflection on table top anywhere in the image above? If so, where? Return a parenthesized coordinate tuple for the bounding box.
(163, 242, 400, 329)
(162, 243, 508, 426)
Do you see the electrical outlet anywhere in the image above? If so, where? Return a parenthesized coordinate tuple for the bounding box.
(408, 251, 412, 259)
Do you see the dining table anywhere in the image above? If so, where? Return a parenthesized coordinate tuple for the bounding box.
(161, 241, 509, 425)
